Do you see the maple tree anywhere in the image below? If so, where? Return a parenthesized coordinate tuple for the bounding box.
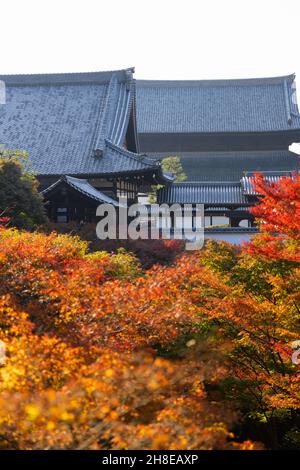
(0, 227, 253, 450)
(0, 172, 299, 449)
(198, 172, 300, 448)
(247, 171, 300, 262)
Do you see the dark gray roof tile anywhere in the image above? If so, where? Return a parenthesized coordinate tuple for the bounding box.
(137, 75, 300, 134)
(151, 150, 300, 182)
(158, 182, 248, 205)
(43, 175, 122, 206)
(0, 69, 138, 175)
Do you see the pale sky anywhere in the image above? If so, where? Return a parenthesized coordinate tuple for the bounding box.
(1, 0, 300, 82)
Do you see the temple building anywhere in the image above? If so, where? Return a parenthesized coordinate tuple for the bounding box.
(0, 69, 300, 237)
(0, 69, 171, 223)
(136, 75, 300, 229)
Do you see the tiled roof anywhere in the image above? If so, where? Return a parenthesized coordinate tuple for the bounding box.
(205, 207, 231, 212)
(31, 137, 170, 183)
(205, 206, 251, 213)
(205, 227, 258, 233)
(42, 175, 122, 206)
(136, 74, 300, 134)
(157, 182, 249, 205)
(241, 171, 294, 195)
(150, 150, 300, 182)
(0, 69, 139, 175)
(81, 140, 166, 177)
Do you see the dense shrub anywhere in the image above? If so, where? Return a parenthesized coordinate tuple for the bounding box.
(44, 221, 185, 268)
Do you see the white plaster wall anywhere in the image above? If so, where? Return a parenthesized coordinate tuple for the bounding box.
(205, 216, 230, 227)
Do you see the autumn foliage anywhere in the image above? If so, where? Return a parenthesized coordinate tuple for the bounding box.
(247, 171, 300, 262)
(0, 172, 299, 449)
(0, 229, 236, 449)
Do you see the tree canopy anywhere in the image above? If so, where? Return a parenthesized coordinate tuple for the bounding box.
(161, 156, 187, 182)
(0, 149, 47, 229)
(0, 172, 299, 449)
(148, 155, 186, 203)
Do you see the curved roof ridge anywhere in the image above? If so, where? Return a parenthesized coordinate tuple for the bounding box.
(109, 78, 133, 145)
(91, 74, 117, 151)
(137, 74, 296, 88)
(65, 175, 88, 183)
(0, 68, 135, 86)
(104, 140, 160, 167)
(42, 175, 121, 206)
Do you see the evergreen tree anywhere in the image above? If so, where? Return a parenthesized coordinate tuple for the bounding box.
(0, 149, 47, 229)
(161, 156, 187, 182)
(149, 156, 186, 203)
